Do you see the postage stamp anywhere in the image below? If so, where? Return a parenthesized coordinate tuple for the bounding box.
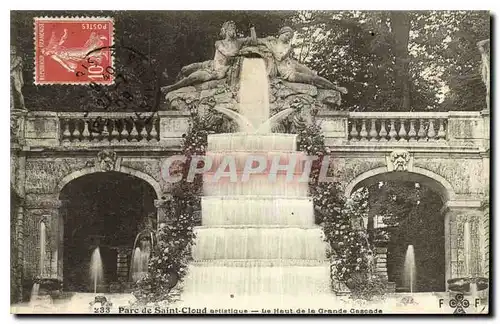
(34, 17, 114, 85)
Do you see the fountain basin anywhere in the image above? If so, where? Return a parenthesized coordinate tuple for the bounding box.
(34, 278, 62, 297)
(447, 277, 489, 293)
(183, 262, 331, 295)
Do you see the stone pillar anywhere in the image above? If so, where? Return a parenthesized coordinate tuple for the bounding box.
(11, 197, 25, 303)
(58, 200, 69, 281)
(480, 201, 489, 278)
(444, 202, 484, 290)
(116, 247, 130, 282)
(24, 194, 63, 280)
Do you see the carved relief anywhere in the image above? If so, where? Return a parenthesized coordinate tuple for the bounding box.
(97, 150, 120, 172)
(25, 158, 90, 194)
(388, 149, 412, 172)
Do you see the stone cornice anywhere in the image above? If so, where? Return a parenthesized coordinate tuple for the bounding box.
(446, 199, 483, 209)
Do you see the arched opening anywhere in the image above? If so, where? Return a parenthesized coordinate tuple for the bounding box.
(348, 169, 452, 293)
(59, 171, 157, 293)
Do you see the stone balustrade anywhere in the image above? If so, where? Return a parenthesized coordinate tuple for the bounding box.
(59, 112, 160, 144)
(317, 110, 489, 149)
(24, 111, 190, 148)
(348, 112, 448, 143)
(22, 110, 489, 151)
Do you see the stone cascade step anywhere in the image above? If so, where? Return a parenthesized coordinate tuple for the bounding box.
(201, 196, 314, 226)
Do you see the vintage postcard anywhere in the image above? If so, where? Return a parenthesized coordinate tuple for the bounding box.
(10, 10, 490, 315)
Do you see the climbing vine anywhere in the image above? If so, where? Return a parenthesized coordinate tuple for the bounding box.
(295, 121, 386, 299)
(132, 105, 232, 304)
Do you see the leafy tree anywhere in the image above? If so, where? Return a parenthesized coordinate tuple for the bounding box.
(293, 10, 489, 112)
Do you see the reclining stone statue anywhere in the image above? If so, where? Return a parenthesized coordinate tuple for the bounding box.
(163, 21, 250, 93)
(250, 26, 347, 94)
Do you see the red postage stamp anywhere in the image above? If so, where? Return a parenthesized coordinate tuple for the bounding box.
(34, 17, 114, 85)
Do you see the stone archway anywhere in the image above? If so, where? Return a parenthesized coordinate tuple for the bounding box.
(57, 166, 162, 200)
(345, 166, 456, 292)
(57, 168, 160, 293)
(345, 166, 456, 202)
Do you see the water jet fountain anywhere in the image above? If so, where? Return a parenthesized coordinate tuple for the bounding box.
(403, 244, 416, 294)
(447, 222, 488, 297)
(90, 246, 104, 294)
(130, 230, 154, 282)
(29, 220, 60, 307)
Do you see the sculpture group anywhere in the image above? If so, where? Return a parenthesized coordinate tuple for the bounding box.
(164, 22, 347, 95)
(162, 21, 348, 131)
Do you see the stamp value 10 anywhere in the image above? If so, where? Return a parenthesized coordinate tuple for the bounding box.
(34, 17, 114, 85)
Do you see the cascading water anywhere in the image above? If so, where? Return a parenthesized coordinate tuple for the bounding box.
(403, 245, 416, 293)
(182, 57, 330, 305)
(130, 239, 151, 282)
(29, 283, 40, 304)
(90, 247, 104, 294)
(238, 58, 270, 133)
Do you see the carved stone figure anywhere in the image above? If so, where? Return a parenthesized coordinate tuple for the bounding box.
(162, 24, 347, 122)
(477, 39, 490, 110)
(97, 150, 117, 171)
(253, 27, 347, 94)
(390, 149, 411, 171)
(163, 21, 250, 93)
(10, 45, 25, 111)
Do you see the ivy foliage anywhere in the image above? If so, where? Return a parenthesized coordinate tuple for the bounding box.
(132, 108, 230, 304)
(295, 122, 386, 299)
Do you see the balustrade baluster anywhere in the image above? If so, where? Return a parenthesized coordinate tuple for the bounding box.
(111, 119, 120, 143)
(72, 120, 81, 142)
(140, 122, 148, 143)
(120, 119, 129, 143)
(62, 120, 71, 144)
(388, 119, 397, 141)
(359, 119, 368, 141)
(427, 119, 436, 141)
(81, 120, 90, 142)
(398, 119, 407, 141)
(91, 118, 101, 142)
(101, 120, 110, 143)
(408, 119, 417, 142)
(437, 119, 446, 141)
(417, 119, 426, 141)
(349, 121, 359, 141)
(149, 119, 158, 143)
(379, 119, 388, 141)
(369, 119, 378, 141)
(130, 122, 139, 142)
